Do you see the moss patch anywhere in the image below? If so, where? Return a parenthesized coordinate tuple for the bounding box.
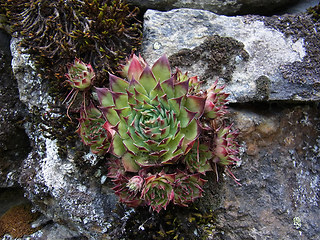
(0, 203, 40, 238)
(168, 35, 249, 83)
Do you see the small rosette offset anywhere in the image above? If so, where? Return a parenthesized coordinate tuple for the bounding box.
(76, 104, 112, 155)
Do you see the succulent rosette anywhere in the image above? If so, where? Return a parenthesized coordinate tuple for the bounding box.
(214, 126, 240, 166)
(66, 58, 95, 90)
(183, 142, 213, 174)
(141, 172, 175, 212)
(96, 54, 205, 172)
(173, 170, 206, 207)
(76, 103, 113, 155)
(204, 80, 229, 119)
(70, 53, 240, 212)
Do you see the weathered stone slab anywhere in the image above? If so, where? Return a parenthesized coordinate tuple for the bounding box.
(142, 9, 320, 102)
(127, 0, 299, 15)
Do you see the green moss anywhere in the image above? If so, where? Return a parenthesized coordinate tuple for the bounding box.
(308, 3, 320, 22)
(2, 0, 142, 157)
(115, 204, 217, 239)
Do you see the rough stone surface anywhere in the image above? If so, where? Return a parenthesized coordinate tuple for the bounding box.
(282, 0, 319, 14)
(142, 9, 320, 102)
(127, 0, 299, 16)
(0, 30, 30, 187)
(8, 37, 120, 240)
(211, 103, 320, 240)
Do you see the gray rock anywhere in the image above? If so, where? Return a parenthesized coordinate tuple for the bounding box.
(282, 0, 319, 14)
(9, 37, 120, 240)
(207, 103, 320, 240)
(142, 9, 320, 102)
(127, 0, 299, 15)
(0, 30, 30, 188)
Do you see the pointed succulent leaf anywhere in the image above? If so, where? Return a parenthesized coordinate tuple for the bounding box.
(149, 81, 165, 99)
(178, 107, 196, 128)
(111, 91, 129, 109)
(185, 96, 206, 118)
(127, 54, 144, 80)
(122, 153, 140, 172)
(111, 134, 126, 157)
(138, 66, 157, 94)
(151, 54, 171, 82)
(99, 107, 120, 126)
(180, 118, 200, 141)
(109, 74, 129, 93)
(161, 77, 175, 99)
(174, 80, 189, 98)
(129, 77, 147, 95)
(168, 96, 183, 114)
(95, 87, 114, 107)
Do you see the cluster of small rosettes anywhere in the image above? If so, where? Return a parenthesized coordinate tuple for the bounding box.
(65, 53, 239, 212)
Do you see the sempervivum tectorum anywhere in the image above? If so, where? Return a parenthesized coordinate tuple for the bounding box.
(96, 54, 205, 171)
(214, 125, 239, 166)
(64, 58, 95, 119)
(66, 58, 95, 90)
(204, 79, 229, 119)
(76, 103, 113, 155)
(141, 172, 175, 212)
(70, 53, 240, 211)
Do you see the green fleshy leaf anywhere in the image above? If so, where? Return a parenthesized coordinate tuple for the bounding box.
(123, 138, 139, 154)
(159, 126, 170, 138)
(178, 107, 194, 128)
(135, 155, 157, 167)
(133, 88, 150, 103)
(205, 109, 218, 119)
(161, 148, 183, 164)
(142, 100, 154, 110)
(168, 97, 182, 114)
(100, 107, 120, 126)
(185, 96, 206, 118)
(157, 136, 172, 148)
(139, 66, 157, 94)
(161, 77, 175, 99)
(150, 81, 165, 99)
(174, 80, 189, 98)
(151, 55, 171, 82)
(112, 134, 126, 156)
(159, 94, 170, 109)
(112, 92, 129, 109)
(129, 78, 147, 95)
(96, 87, 114, 107)
(109, 74, 129, 93)
(118, 120, 129, 138)
(160, 133, 185, 164)
(114, 107, 131, 120)
(180, 119, 199, 141)
(122, 153, 140, 172)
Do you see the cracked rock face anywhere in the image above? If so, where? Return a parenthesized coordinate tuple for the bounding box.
(142, 9, 320, 102)
(126, 0, 299, 15)
(9, 37, 120, 239)
(0, 30, 30, 188)
(213, 103, 320, 240)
